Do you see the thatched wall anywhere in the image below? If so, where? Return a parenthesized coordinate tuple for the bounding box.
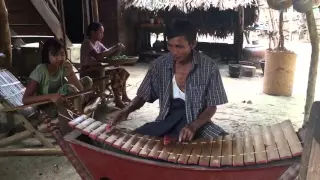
(124, 5, 259, 38)
(121, 0, 258, 11)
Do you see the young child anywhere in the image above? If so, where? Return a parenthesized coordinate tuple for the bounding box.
(23, 38, 93, 118)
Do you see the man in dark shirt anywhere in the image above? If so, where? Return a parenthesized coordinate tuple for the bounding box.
(111, 19, 228, 142)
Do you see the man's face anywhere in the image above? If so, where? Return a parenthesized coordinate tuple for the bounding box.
(167, 36, 196, 63)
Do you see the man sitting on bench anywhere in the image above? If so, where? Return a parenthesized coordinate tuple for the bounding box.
(111, 19, 228, 142)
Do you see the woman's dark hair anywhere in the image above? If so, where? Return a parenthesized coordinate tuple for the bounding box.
(86, 22, 103, 37)
(166, 18, 197, 43)
(41, 38, 64, 64)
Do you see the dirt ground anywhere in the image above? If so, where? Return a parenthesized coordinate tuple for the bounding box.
(0, 42, 319, 180)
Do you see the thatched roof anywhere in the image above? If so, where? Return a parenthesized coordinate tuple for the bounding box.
(121, 0, 260, 12)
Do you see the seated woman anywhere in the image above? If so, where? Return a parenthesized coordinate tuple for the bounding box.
(22, 38, 93, 118)
(80, 22, 131, 109)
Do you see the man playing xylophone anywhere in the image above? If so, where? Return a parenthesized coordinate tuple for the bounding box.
(111, 19, 228, 142)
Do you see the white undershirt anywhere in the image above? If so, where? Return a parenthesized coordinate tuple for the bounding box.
(172, 75, 185, 101)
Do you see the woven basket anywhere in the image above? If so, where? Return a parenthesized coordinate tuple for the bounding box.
(108, 56, 139, 66)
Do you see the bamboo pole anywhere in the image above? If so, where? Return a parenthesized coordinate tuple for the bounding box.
(57, 0, 67, 55)
(0, 0, 12, 69)
(3, 89, 96, 112)
(82, 0, 90, 37)
(303, 10, 319, 123)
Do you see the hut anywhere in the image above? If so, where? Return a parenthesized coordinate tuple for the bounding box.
(3, 0, 261, 73)
(121, 0, 262, 63)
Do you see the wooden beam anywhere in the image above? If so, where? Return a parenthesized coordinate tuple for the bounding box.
(9, 24, 44, 26)
(91, 0, 99, 22)
(30, 0, 72, 47)
(11, 35, 54, 39)
(298, 101, 320, 180)
(82, 0, 90, 37)
(0, 148, 64, 156)
(0, 130, 32, 147)
(46, 0, 61, 20)
(0, 0, 12, 69)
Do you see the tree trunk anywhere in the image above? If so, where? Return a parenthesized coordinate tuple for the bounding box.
(0, 0, 12, 69)
(268, 8, 278, 49)
(278, 10, 284, 49)
(304, 10, 319, 123)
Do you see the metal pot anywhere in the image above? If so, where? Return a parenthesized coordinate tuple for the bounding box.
(242, 45, 266, 69)
(229, 63, 241, 78)
(292, 0, 313, 13)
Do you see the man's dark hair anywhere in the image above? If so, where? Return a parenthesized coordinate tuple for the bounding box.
(86, 22, 103, 37)
(41, 38, 64, 64)
(166, 18, 197, 43)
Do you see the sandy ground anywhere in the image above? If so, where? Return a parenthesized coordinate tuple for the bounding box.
(1, 41, 320, 180)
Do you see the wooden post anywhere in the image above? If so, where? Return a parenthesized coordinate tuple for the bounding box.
(82, 0, 91, 37)
(233, 6, 244, 63)
(57, 0, 67, 53)
(298, 101, 320, 180)
(303, 10, 319, 123)
(0, 0, 12, 69)
(91, 0, 99, 22)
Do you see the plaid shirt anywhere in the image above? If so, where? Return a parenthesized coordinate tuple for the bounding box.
(137, 50, 228, 138)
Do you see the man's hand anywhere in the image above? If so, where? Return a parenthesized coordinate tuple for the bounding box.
(109, 110, 129, 126)
(179, 125, 196, 142)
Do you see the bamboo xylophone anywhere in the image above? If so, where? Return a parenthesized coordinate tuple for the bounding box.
(64, 114, 303, 167)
